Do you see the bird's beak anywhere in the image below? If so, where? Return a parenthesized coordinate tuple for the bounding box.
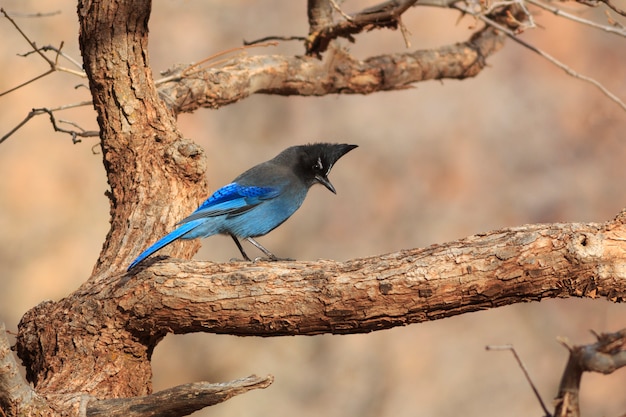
(315, 174, 336, 194)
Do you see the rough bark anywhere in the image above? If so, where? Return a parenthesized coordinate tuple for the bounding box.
(13, 211, 626, 400)
(78, 0, 208, 279)
(157, 25, 505, 114)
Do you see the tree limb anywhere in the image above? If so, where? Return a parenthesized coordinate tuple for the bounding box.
(554, 328, 626, 417)
(305, 0, 420, 55)
(115, 211, 626, 337)
(158, 24, 506, 114)
(16, 210, 626, 401)
(86, 375, 273, 417)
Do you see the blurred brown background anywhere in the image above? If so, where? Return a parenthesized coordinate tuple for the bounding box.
(1, 1, 625, 416)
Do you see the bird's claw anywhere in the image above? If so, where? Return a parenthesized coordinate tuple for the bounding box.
(252, 256, 294, 262)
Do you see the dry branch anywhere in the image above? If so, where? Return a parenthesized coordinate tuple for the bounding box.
(13, 210, 626, 404)
(554, 328, 626, 417)
(117, 212, 626, 337)
(305, 0, 419, 55)
(86, 375, 273, 417)
(158, 24, 506, 114)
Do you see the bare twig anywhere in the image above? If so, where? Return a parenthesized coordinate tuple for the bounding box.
(243, 35, 307, 46)
(0, 8, 85, 97)
(0, 102, 96, 145)
(486, 344, 552, 417)
(398, 17, 413, 47)
(329, 0, 354, 22)
(453, 3, 626, 112)
(2, 9, 62, 18)
(20, 45, 85, 70)
(526, 0, 626, 37)
(0, 68, 55, 97)
(554, 328, 626, 417)
(156, 42, 279, 85)
(578, 0, 626, 17)
(305, 0, 419, 55)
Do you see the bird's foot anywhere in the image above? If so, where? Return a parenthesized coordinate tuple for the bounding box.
(253, 256, 295, 262)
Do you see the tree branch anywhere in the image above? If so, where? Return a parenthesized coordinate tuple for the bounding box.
(16, 210, 625, 402)
(86, 375, 273, 417)
(554, 328, 626, 417)
(305, 0, 420, 55)
(158, 24, 506, 114)
(453, 3, 626, 111)
(115, 211, 626, 338)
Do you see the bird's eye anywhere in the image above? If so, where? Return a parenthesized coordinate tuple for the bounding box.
(313, 157, 324, 172)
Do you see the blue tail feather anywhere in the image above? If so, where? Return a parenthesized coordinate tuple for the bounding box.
(127, 221, 202, 271)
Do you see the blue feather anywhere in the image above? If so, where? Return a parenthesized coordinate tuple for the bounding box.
(127, 219, 205, 270)
(181, 183, 280, 222)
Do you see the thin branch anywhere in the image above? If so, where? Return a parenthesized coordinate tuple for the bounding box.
(554, 328, 626, 417)
(243, 35, 306, 46)
(0, 102, 97, 145)
(1, 8, 55, 66)
(0, 8, 86, 98)
(486, 345, 552, 417)
(156, 42, 279, 85)
(0, 68, 54, 97)
(86, 375, 274, 417)
(305, 0, 419, 55)
(453, 3, 626, 112)
(329, 0, 354, 22)
(526, 0, 626, 37)
(20, 45, 86, 70)
(578, 0, 626, 17)
(2, 9, 62, 18)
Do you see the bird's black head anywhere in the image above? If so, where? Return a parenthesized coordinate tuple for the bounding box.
(282, 143, 358, 193)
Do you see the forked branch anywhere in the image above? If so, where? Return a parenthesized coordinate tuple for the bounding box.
(554, 328, 626, 417)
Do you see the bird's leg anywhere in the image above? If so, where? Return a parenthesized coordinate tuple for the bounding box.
(245, 237, 280, 261)
(230, 234, 251, 261)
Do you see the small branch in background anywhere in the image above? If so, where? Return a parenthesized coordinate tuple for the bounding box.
(554, 328, 626, 417)
(20, 44, 85, 70)
(2, 9, 61, 18)
(328, 0, 354, 22)
(486, 345, 552, 417)
(87, 375, 274, 417)
(578, 0, 626, 17)
(243, 35, 307, 46)
(157, 42, 279, 85)
(0, 8, 86, 97)
(0, 102, 97, 145)
(526, 0, 626, 37)
(305, 0, 419, 55)
(453, 3, 626, 112)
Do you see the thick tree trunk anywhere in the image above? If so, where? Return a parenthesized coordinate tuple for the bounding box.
(78, 0, 208, 280)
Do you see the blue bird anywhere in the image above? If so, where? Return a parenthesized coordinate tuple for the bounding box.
(128, 143, 357, 270)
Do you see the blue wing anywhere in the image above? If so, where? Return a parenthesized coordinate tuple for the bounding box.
(127, 183, 282, 270)
(179, 183, 281, 223)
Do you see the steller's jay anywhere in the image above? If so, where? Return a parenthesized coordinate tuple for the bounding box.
(127, 143, 357, 270)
